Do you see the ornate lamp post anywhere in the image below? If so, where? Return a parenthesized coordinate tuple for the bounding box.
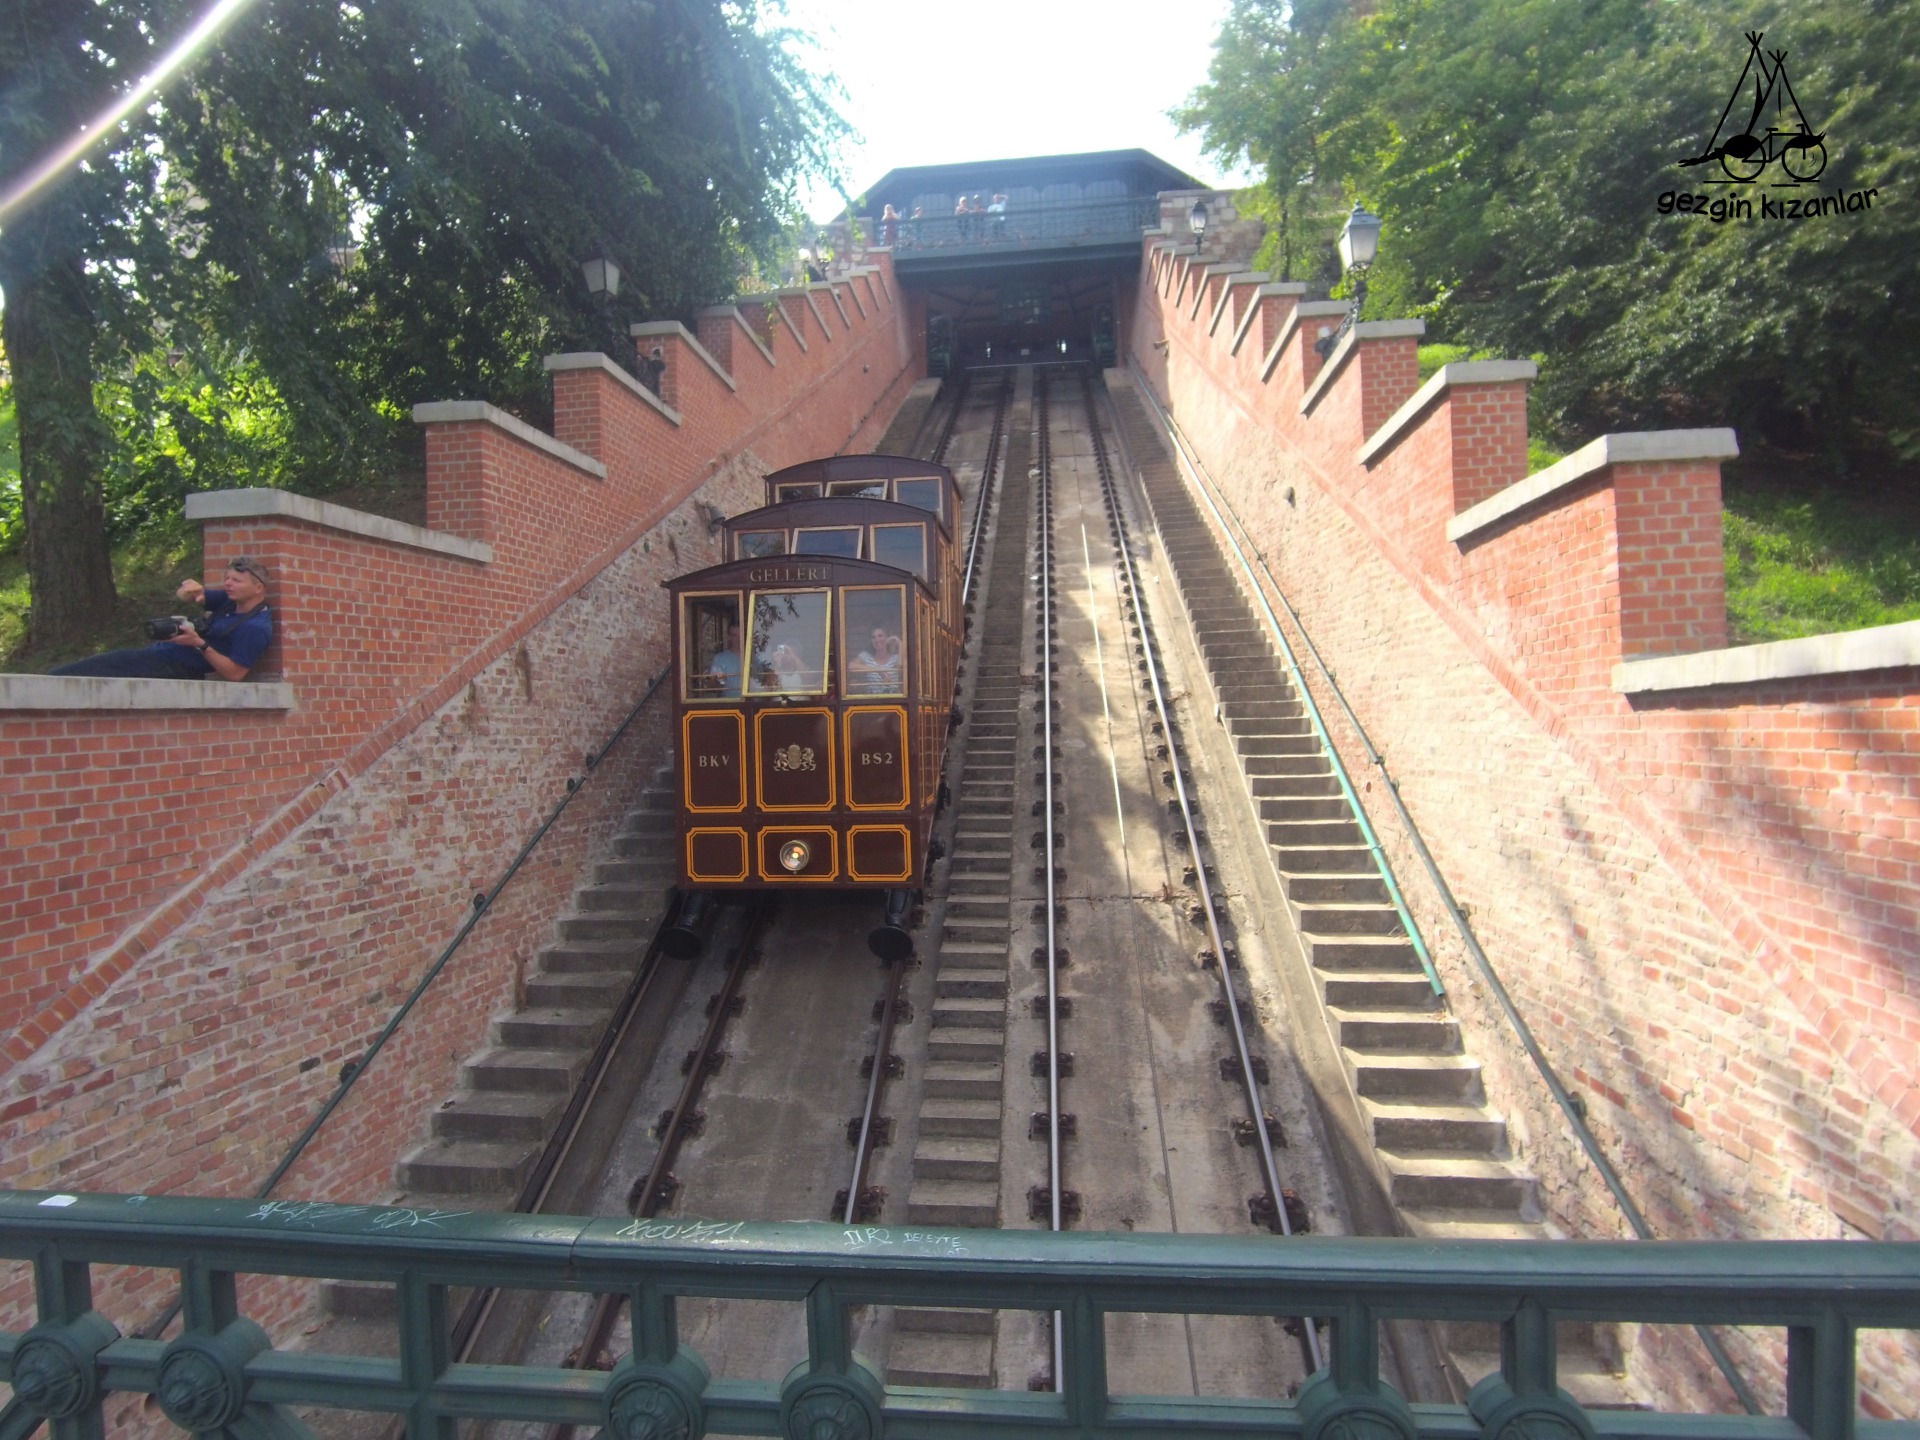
(1188, 198, 1208, 256)
(1316, 203, 1382, 356)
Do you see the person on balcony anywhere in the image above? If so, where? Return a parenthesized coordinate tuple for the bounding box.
(880, 204, 900, 247)
(987, 194, 1008, 240)
(51, 557, 274, 681)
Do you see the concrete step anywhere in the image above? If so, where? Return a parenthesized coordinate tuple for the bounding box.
(431, 1090, 564, 1143)
(936, 955, 1010, 986)
(495, 1007, 609, 1050)
(1381, 1152, 1534, 1214)
(1322, 972, 1443, 1011)
(574, 883, 660, 913)
(1295, 902, 1406, 936)
(932, 996, 1005, 1029)
(1274, 845, 1379, 876)
(1281, 872, 1390, 905)
(536, 939, 642, 973)
(944, 919, 1010, 945)
(1306, 934, 1421, 972)
(919, 1099, 1001, 1138)
(1238, 734, 1323, 757)
(1221, 699, 1304, 722)
(1365, 1101, 1509, 1155)
(1242, 754, 1334, 778)
(1403, 1210, 1552, 1243)
(1348, 1052, 1485, 1103)
(525, 970, 628, 1009)
(927, 1032, 1004, 1064)
(1261, 795, 1353, 822)
(913, 1137, 1000, 1182)
(1249, 773, 1342, 800)
(887, 1328, 995, 1388)
(556, 911, 654, 942)
(947, 875, 1012, 897)
(923, 1061, 1003, 1100)
(397, 1139, 536, 1194)
(1331, 1008, 1460, 1053)
(906, 1178, 1001, 1227)
(896, 1307, 995, 1335)
(461, 1047, 585, 1094)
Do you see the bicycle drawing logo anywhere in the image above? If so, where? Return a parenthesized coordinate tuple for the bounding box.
(1679, 30, 1826, 185)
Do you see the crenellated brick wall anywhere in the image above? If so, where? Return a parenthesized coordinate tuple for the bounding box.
(0, 256, 915, 1226)
(1125, 238, 1918, 1416)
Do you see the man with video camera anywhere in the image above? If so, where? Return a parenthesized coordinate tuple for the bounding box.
(51, 557, 274, 681)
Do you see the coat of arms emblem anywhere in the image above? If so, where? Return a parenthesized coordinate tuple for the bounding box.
(773, 744, 817, 772)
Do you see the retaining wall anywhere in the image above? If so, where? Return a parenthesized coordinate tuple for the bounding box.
(1125, 240, 1918, 1416)
(0, 260, 914, 1352)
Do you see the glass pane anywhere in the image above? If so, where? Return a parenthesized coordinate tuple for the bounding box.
(826, 479, 887, 498)
(737, 530, 788, 559)
(843, 588, 906, 697)
(774, 482, 821, 501)
(893, 477, 942, 515)
(871, 524, 926, 578)
(747, 591, 830, 696)
(795, 527, 862, 558)
(684, 594, 743, 699)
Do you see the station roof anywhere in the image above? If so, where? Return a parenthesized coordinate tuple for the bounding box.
(860, 149, 1201, 212)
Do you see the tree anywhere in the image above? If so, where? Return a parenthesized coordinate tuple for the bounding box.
(1177, 0, 1920, 460)
(0, 0, 845, 650)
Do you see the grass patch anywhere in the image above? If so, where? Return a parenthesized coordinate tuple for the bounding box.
(1722, 456, 1920, 644)
(1, 530, 205, 673)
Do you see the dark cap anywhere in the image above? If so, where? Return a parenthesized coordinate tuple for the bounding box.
(228, 556, 270, 586)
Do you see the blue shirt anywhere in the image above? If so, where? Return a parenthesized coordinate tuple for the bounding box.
(160, 588, 273, 676)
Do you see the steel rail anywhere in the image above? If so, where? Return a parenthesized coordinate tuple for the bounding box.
(1078, 367, 1325, 1374)
(546, 902, 772, 1440)
(841, 959, 908, 1225)
(1126, 376, 1759, 1414)
(1033, 369, 1066, 1394)
(928, 367, 972, 466)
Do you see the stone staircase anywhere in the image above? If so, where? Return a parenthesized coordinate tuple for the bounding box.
(1102, 381, 1543, 1242)
(886, 392, 1033, 1390)
(391, 761, 681, 1203)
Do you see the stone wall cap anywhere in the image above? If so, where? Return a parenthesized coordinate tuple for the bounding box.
(1359, 360, 1540, 467)
(413, 397, 618, 472)
(1259, 299, 1353, 382)
(1300, 318, 1427, 416)
(695, 306, 778, 369)
(628, 321, 738, 392)
(185, 487, 496, 562)
(0, 674, 297, 712)
(1615, 618, 1920, 694)
(1448, 428, 1740, 543)
(541, 353, 685, 428)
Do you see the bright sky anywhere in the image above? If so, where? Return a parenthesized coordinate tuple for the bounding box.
(781, 0, 1257, 221)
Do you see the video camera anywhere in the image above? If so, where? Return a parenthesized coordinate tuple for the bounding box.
(145, 615, 208, 641)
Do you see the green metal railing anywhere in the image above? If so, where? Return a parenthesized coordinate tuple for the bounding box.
(3, 1192, 1916, 1440)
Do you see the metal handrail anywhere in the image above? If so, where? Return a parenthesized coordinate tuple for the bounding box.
(1127, 376, 1761, 1414)
(6, 1192, 1911, 1440)
(1126, 380, 1442, 995)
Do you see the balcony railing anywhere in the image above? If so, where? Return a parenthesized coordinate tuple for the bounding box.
(879, 197, 1162, 256)
(2, 1191, 1916, 1440)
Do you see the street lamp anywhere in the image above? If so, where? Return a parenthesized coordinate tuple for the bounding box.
(581, 255, 621, 297)
(1316, 202, 1382, 357)
(1188, 199, 1208, 251)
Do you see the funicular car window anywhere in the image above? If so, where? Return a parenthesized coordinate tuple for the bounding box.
(746, 590, 830, 696)
(871, 524, 927, 578)
(892, 477, 942, 517)
(826, 479, 887, 498)
(683, 593, 744, 700)
(775, 483, 822, 501)
(843, 587, 907, 697)
(794, 527, 862, 558)
(737, 530, 788, 559)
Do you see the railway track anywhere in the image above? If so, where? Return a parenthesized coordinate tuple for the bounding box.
(448, 364, 1367, 1412)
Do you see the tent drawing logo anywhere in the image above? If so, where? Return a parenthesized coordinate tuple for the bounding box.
(1680, 31, 1827, 185)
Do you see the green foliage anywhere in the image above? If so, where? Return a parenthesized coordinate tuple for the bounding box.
(0, 382, 17, 554)
(1723, 474, 1920, 643)
(1179, 0, 1920, 461)
(1, 0, 846, 647)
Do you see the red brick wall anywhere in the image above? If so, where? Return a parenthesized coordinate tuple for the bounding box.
(1125, 241, 1919, 1415)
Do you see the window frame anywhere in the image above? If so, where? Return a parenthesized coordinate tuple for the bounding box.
(744, 587, 834, 698)
(680, 589, 745, 703)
